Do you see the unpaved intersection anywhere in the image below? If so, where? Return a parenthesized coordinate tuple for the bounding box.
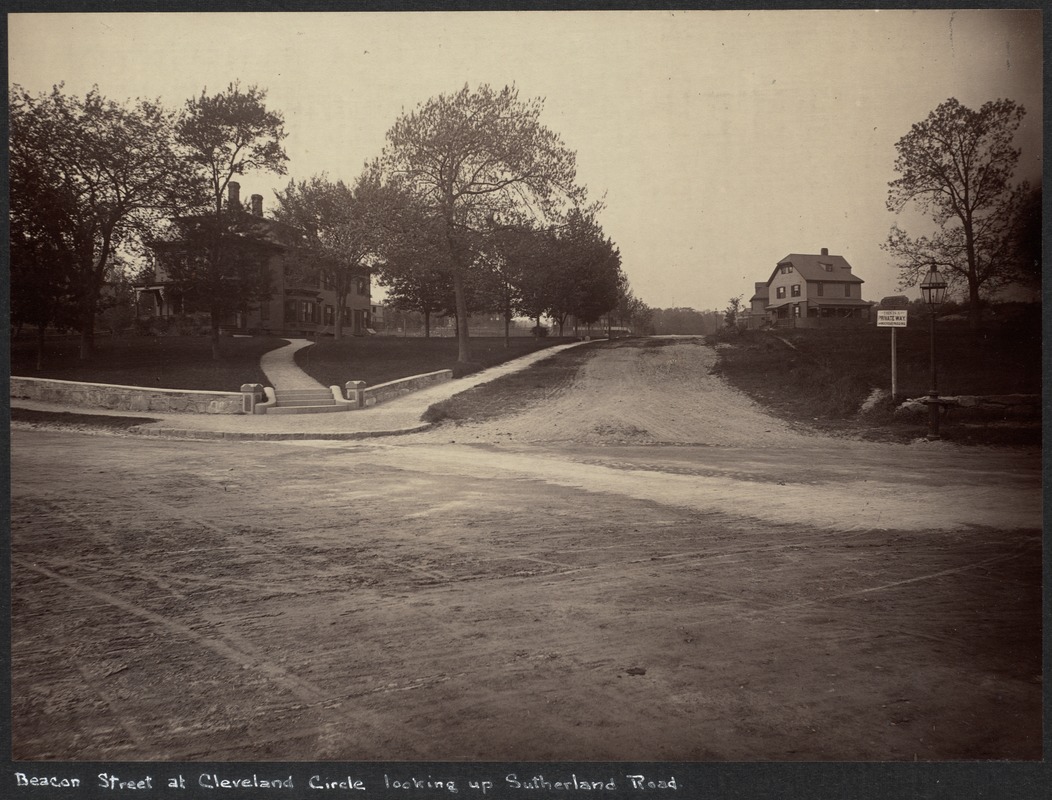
(10, 338, 1042, 761)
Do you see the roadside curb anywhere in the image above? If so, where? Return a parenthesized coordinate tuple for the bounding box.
(129, 423, 435, 441)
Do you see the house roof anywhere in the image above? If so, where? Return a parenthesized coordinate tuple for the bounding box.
(768, 253, 864, 285)
(149, 210, 307, 252)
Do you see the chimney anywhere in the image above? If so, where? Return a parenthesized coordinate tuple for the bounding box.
(820, 247, 829, 256)
(251, 194, 263, 217)
(228, 181, 241, 211)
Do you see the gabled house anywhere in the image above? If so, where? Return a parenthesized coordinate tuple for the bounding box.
(135, 182, 372, 336)
(764, 248, 872, 327)
(745, 282, 769, 329)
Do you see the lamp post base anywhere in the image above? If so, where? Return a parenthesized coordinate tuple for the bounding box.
(927, 392, 941, 439)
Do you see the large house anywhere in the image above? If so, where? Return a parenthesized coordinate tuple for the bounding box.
(135, 182, 372, 336)
(760, 248, 872, 327)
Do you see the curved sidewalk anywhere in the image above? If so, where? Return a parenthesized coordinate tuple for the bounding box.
(14, 340, 593, 441)
(259, 339, 327, 390)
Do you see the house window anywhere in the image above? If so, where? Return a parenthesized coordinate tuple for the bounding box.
(779, 264, 794, 275)
(300, 301, 320, 324)
(791, 284, 801, 297)
(822, 263, 834, 272)
(844, 283, 852, 298)
(259, 301, 270, 321)
(356, 277, 369, 295)
(342, 306, 351, 323)
(816, 282, 824, 297)
(284, 299, 297, 323)
(776, 286, 786, 299)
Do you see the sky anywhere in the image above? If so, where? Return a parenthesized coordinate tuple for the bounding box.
(8, 9, 1044, 312)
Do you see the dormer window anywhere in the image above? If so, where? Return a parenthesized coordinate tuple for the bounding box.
(779, 264, 794, 275)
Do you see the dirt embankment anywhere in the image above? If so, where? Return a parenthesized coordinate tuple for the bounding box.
(413, 337, 823, 447)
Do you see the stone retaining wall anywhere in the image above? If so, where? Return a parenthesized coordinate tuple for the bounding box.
(11, 376, 243, 414)
(360, 370, 453, 407)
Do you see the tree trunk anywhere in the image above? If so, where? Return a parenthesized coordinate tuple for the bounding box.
(962, 217, 982, 331)
(504, 312, 511, 348)
(967, 279, 982, 330)
(453, 270, 470, 362)
(36, 323, 46, 371)
(424, 310, 431, 338)
(79, 329, 94, 361)
(210, 317, 222, 361)
(78, 300, 95, 360)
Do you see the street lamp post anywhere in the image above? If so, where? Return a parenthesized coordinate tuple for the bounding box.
(920, 264, 948, 439)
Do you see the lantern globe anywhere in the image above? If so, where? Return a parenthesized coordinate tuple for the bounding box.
(921, 265, 948, 307)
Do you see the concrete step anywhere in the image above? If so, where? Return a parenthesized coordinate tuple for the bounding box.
(273, 388, 336, 407)
(274, 388, 333, 398)
(266, 403, 351, 415)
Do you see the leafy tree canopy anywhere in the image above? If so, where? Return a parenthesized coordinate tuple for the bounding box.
(380, 83, 587, 361)
(171, 82, 288, 357)
(883, 97, 1028, 326)
(10, 83, 191, 360)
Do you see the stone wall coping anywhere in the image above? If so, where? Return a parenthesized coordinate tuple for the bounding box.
(366, 370, 452, 394)
(12, 375, 241, 398)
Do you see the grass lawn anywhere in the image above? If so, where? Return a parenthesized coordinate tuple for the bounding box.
(294, 335, 571, 387)
(713, 311, 1041, 445)
(422, 342, 601, 423)
(11, 332, 571, 392)
(11, 334, 284, 391)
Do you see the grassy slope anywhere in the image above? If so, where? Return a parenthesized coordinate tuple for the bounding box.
(11, 333, 569, 392)
(294, 336, 569, 387)
(712, 313, 1041, 444)
(422, 341, 603, 423)
(11, 335, 284, 391)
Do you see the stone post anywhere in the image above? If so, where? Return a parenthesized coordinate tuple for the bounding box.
(345, 380, 366, 409)
(240, 383, 264, 414)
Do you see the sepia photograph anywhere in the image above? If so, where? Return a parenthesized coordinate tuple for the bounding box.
(6, 5, 1045, 795)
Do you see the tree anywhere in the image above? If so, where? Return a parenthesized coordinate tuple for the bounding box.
(485, 220, 551, 346)
(883, 98, 1028, 328)
(1006, 183, 1042, 287)
(382, 267, 451, 338)
(724, 295, 745, 332)
(272, 171, 385, 339)
(10, 84, 191, 360)
(373, 184, 454, 339)
(650, 307, 721, 335)
(615, 288, 652, 335)
(174, 82, 288, 358)
(547, 210, 624, 336)
(381, 83, 585, 362)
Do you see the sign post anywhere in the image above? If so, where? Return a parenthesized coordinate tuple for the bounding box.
(877, 307, 909, 398)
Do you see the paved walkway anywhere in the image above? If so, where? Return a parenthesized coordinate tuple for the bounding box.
(13, 340, 592, 440)
(259, 339, 326, 390)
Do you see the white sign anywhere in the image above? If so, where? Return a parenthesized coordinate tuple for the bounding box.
(877, 310, 908, 327)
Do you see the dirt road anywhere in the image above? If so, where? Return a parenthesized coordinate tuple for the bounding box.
(10, 338, 1042, 761)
